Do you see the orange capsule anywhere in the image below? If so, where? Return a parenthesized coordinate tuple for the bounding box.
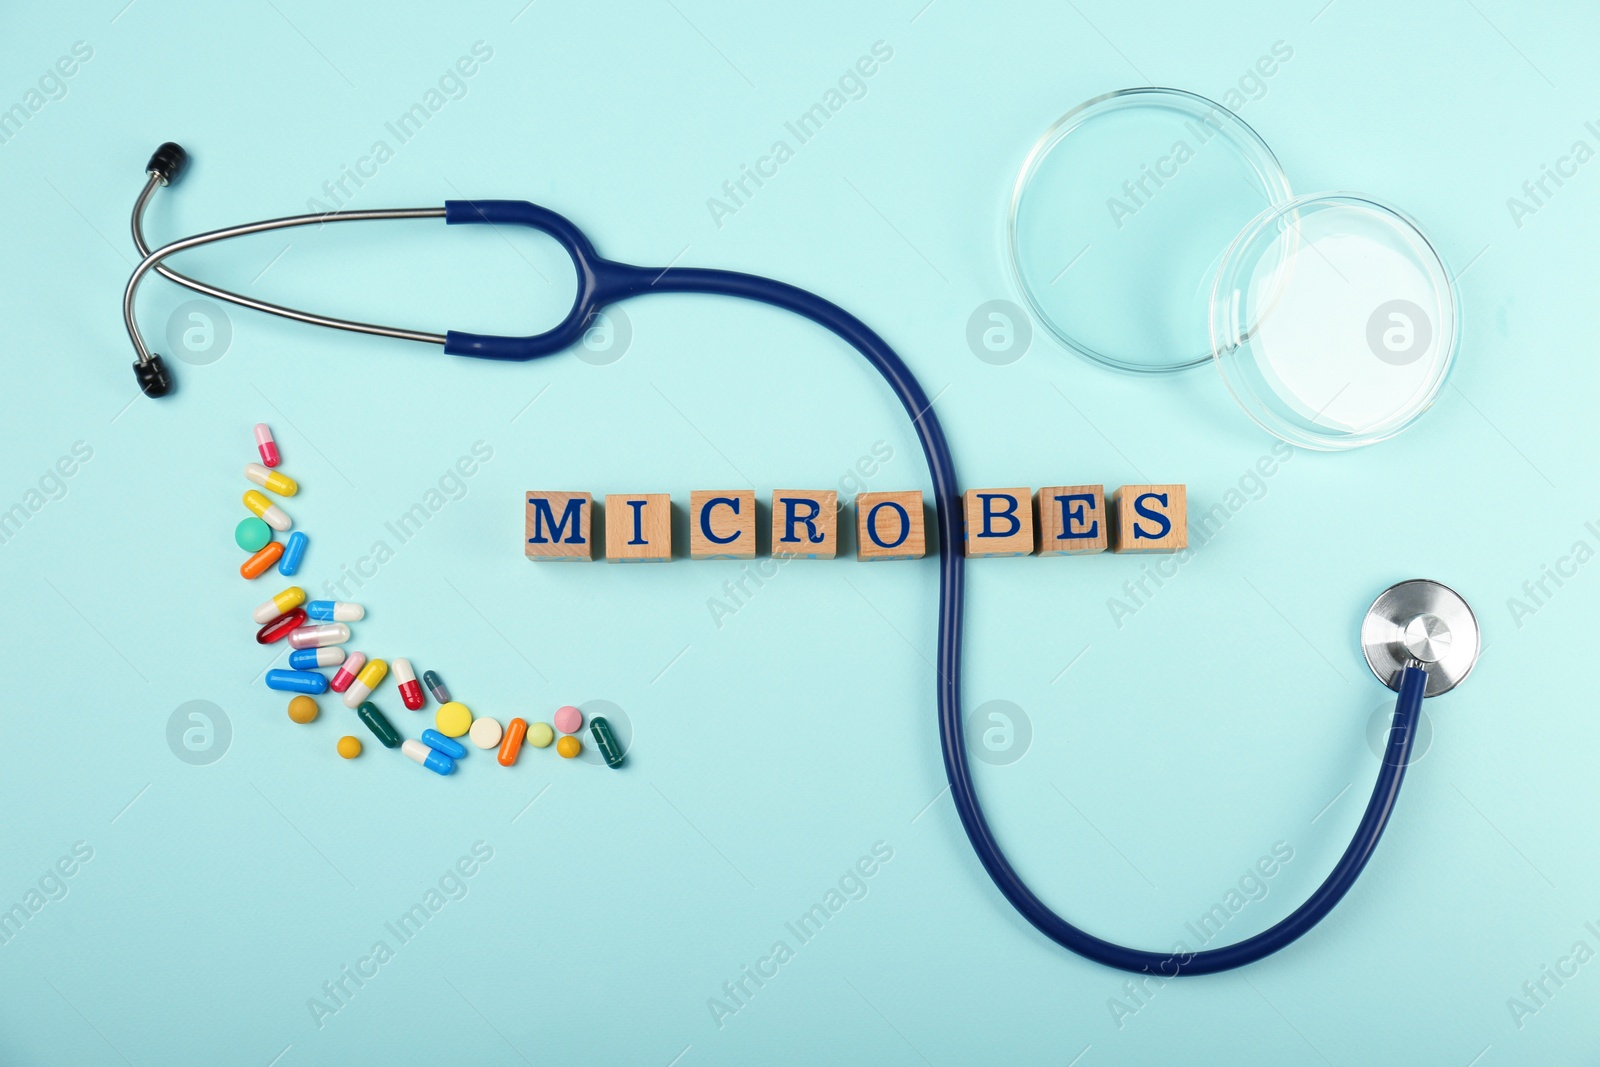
(498, 717, 528, 767)
(241, 541, 285, 578)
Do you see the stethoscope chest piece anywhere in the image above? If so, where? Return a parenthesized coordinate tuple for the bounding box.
(1362, 579, 1479, 696)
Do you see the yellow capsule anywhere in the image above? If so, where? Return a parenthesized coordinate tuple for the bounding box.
(356, 659, 388, 689)
(252, 585, 306, 623)
(246, 462, 298, 497)
(243, 490, 292, 532)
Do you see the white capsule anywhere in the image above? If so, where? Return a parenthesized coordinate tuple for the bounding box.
(307, 600, 365, 622)
(260, 503, 292, 532)
(342, 680, 373, 709)
(393, 658, 417, 685)
(288, 623, 350, 649)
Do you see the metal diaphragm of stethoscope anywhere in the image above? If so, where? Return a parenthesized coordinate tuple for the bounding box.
(119, 85, 1480, 976)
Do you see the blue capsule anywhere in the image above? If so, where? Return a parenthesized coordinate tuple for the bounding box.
(402, 740, 455, 775)
(277, 531, 309, 576)
(266, 668, 327, 694)
(420, 729, 467, 760)
(307, 600, 364, 622)
(289, 647, 345, 671)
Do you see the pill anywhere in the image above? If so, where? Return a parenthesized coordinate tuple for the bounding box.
(356, 700, 402, 748)
(290, 646, 345, 670)
(243, 490, 291, 532)
(278, 531, 309, 576)
(526, 721, 555, 749)
(469, 716, 502, 749)
(421, 729, 467, 760)
(330, 651, 366, 693)
(556, 735, 581, 759)
(554, 705, 582, 734)
(401, 739, 455, 775)
(422, 670, 450, 703)
(245, 462, 297, 496)
(498, 718, 528, 766)
(235, 517, 272, 552)
(342, 658, 389, 708)
(393, 658, 425, 710)
(307, 600, 364, 622)
(257, 608, 306, 644)
(241, 541, 284, 579)
(267, 668, 326, 694)
(590, 716, 625, 769)
(254, 423, 280, 467)
(288, 623, 349, 650)
(252, 585, 307, 624)
(435, 701, 472, 738)
(287, 695, 319, 723)
(337, 735, 362, 759)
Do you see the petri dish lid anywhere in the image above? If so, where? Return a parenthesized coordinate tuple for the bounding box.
(1009, 87, 1293, 373)
(1209, 194, 1459, 450)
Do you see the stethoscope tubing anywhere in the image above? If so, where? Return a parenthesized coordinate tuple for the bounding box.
(126, 196, 1429, 976)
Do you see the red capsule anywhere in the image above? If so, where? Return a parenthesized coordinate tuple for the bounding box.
(256, 608, 307, 644)
(498, 717, 528, 767)
(254, 423, 280, 467)
(393, 658, 425, 711)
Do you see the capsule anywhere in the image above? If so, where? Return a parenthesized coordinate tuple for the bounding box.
(306, 600, 364, 622)
(278, 531, 309, 577)
(420, 729, 467, 760)
(289, 646, 345, 670)
(245, 462, 297, 496)
(288, 623, 349, 649)
(243, 490, 291, 532)
(240, 541, 284, 579)
(254, 423, 280, 467)
(356, 700, 402, 748)
(266, 668, 326, 694)
(342, 658, 389, 708)
(422, 669, 450, 703)
(393, 658, 425, 710)
(252, 586, 306, 624)
(256, 608, 306, 644)
(498, 717, 528, 767)
(329, 651, 366, 693)
(401, 739, 455, 775)
(590, 716, 625, 769)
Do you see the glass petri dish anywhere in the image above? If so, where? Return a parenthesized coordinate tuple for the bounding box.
(1208, 194, 1459, 450)
(1009, 88, 1293, 373)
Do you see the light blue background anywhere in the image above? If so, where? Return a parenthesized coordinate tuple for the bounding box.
(1, 1, 1596, 1063)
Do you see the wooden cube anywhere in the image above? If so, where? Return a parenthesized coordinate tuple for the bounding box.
(770, 490, 837, 559)
(605, 493, 672, 562)
(963, 488, 1033, 558)
(690, 490, 756, 560)
(524, 492, 593, 561)
(856, 491, 926, 561)
(1111, 485, 1187, 553)
(1035, 485, 1108, 556)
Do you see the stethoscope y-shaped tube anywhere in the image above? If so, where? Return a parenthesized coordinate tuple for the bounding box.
(124, 148, 1428, 975)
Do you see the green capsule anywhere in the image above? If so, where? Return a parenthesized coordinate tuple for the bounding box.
(357, 701, 402, 749)
(590, 716, 624, 769)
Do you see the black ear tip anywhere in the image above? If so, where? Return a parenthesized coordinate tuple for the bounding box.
(146, 142, 188, 185)
(134, 355, 173, 398)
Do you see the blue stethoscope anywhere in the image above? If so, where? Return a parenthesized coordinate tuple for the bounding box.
(123, 142, 1479, 976)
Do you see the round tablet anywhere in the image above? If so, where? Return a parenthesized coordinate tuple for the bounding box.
(435, 701, 472, 738)
(287, 695, 318, 723)
(235, 517, 273, 552)
(554, 705, 582, 734)
(468, 716, 503, 749)
(526, 721, 555, 749)
(556, 735, 581, 759)
(337, 735, 362, 759)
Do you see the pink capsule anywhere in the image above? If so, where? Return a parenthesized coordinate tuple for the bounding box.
(393, 658, 425, 711)
(330, 651, 366, 693)
(254, 423, 280, 467)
